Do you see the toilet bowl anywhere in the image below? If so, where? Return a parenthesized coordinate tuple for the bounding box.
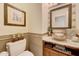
(18, 51, 34, 56)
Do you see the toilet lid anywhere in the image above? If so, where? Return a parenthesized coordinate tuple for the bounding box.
(18, 51, 34, 56)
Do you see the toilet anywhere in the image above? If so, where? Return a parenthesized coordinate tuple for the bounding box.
(6, 38, 34, 56)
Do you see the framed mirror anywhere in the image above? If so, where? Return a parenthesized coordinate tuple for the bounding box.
(50, 4, 72, 29)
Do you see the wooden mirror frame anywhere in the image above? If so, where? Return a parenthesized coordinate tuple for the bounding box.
(50, 4, 72, 29)
(4, 3, 26, 26)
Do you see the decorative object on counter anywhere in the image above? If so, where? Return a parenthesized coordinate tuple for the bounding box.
(12, 34, 19, 42)
(53, 33, 67, 41)
(71, 36, 79, 42)
(17, 33, 24, 39)
(11, 33, 24, 42)
(47, 27, 53, 36)
(4, 3, 26, 26)
(53, 29, 67, 41)
(11, 34, 18, 42)
(76, 33, 79, 38)
(17, 33, 24, 40)
(66, 29, 76, 39)
(70, 29, 79, 42)
(12, 34, 16, 38)
(50, 4, 72, 29)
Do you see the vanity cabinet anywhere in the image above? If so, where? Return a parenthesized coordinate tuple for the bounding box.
(43, 35, 79, 56)
(43, 41, 73, 56)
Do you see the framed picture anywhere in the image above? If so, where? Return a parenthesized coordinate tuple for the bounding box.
(50, 4, 72, 29)
(4, 3, 26, 26)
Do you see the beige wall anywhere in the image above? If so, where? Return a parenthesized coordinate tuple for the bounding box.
(29, 33, 43, 56)
(76, 4, 79, 30)
(42, 4, 49, 33)
(0, 3, 42, 36)
(0, 3, 27, 35)
(27, 3, 42, 34)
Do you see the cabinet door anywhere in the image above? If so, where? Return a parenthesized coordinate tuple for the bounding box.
(43, 47, 50, 56)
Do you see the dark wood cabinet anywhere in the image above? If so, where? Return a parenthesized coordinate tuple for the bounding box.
(43, 41, 73, 56)
(44, 47, 67, 56)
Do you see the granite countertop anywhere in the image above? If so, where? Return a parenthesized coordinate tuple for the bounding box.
(42, 35, 79, 49)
